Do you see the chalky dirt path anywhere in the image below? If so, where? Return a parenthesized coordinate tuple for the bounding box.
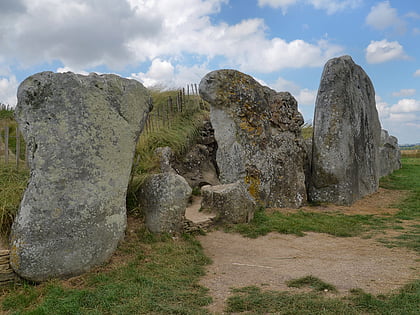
(194, 188, 420, 314)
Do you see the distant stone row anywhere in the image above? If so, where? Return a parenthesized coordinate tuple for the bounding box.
(9, 55, 400, 282)
(199, 55, 400, 209)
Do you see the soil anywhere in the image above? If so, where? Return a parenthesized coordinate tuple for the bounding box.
(193, 188, 420, 314)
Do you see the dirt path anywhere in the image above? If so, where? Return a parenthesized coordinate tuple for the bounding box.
(195, 188, 420, 314)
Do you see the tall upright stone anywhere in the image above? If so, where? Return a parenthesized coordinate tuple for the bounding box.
(10, 72, 151, 282)
(309, 56, 381, 205)
(199, 69, 306, 208)
(379, 129, 401, 178)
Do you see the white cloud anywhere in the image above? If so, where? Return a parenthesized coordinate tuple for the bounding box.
(308, 0, 362, 15)
(365, 40, 408, 64)
(131, 59, 210, 89)
(258, 0, 299, 14)
(296, 88, 317, 105)
(389, 113, 417, 122)
(391, 89, 416, 97)
(258, 0, 362, 14)
(375, 95, 391, 119)
(0, 0, 344, 80)
(56, 67, 89, 75)
(366, 1, 406, 34)
(271, 76, 316, 105)
(414, 69, 420, 77)
(390, 99, 420, 113)
(131, 59, 175, 88)
(0, 75, 18, 106)
(406, 12, 420, 19)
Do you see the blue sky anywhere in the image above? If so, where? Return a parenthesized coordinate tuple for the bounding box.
(0, 0, 419, 143)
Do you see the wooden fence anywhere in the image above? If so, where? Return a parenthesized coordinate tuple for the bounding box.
(0, 124, 27, 170)
(141, 84, 206, 136)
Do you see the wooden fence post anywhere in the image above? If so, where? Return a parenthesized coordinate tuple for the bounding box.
(4, 126, 9, 164)
(16, 126, 20, 170)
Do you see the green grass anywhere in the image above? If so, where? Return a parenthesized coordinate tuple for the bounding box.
(286, 276, 337, 292)
(229, 158, 419, 250)
(301, 123, 313, 140)
(1, 232, 212, 315)
(0, 163, 29, 236)
(229, 209, 386, 238)
(226, 281, 420, 314)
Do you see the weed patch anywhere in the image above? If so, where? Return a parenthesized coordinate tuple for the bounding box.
(226, 281, 420, 314)
(229, 209, 386, 238)
(287, 275, 337, 292)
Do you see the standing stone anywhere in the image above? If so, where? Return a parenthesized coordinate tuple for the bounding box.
(138, 173, 192, 234)
(309, 56, 381, 205)
(10, 72, 151, 282)
(199, 69, 306, 208)
(379, 129, 401, 177)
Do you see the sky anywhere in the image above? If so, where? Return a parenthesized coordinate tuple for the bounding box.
(0, 0, 419, 144)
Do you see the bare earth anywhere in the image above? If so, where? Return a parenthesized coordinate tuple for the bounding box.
(193, 188, 420, 314)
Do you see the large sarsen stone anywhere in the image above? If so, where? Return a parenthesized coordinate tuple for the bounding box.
(309, 56, 381, 205)
(10, 72, 151, 282)
(199, 69, 306, 208)
(379, 129, 401, 178)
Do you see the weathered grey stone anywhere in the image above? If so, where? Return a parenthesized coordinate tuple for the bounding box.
(201, 181, 256, 224)
(309, 56, 381, 205)
(138, 173, 192, 234)
(379, 129, 401, 177)
(155, 146, 177, 174)
(10, 71, 151, 282)
(303, 138, 313, 193)
(199, 69, 306, 208)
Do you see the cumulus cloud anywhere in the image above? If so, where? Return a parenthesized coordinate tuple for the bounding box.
(406, 12, 420, 19)
(365, 40, 408, 64)
(131, 59, 175, 88)
(0, 75, 18, 106)
(258, 0, 299, 14)
(366, 1, 406, 34)
(271, 76, 316, 106)
(391, 89, 416, 97)
(0, 0, 343, 77)
(131, 59, 210, 89)
(308, 0, 362, 15)
(2, 0, 164, 69)
(390, 99, 420, 113)
(414, 69, 420, 77)
(389, 113, 417, 122)
(258, 0, 362, 14)
(375, 95, 391, 119)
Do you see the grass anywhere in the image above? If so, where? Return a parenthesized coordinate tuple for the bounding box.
(225, 281, 420, 314)
(1, 230, 212, 314)
(286, 276, 337, 292)
(229, 209, 386, 238)
(0, 163, 28, 236)
(301, 123, 313, 140)
(229, 158, 419, 249)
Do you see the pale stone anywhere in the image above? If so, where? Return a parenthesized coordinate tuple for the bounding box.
(138, 173, 192, 234)
(199, 69, 306, 208)
(10, 72, 151, 281)
(309, 56, 381, 205)
(201, 181, 256, 224)
(379, 129, 401, 177)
